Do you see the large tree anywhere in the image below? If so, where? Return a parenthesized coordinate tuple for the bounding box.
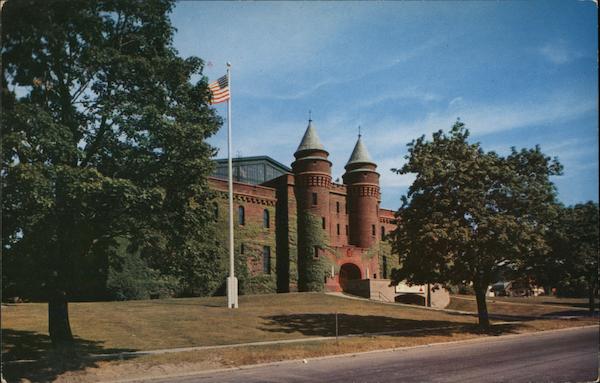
(390, 121, 561, 327)
(2, 0, 223, 344)
(539, 203, 598, 311)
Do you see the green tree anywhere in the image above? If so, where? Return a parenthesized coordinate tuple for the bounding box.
(543, 203, 598, 311)
(2, 0, 222, 344)
(106, 238, 181, 301)
(521, 204, 567, 296)
(390, 121, 561, 327)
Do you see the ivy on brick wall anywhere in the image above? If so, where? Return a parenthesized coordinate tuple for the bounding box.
(287, 209, 299, 291)
(213, 197, 277, 295)
(297, 211, 330, 292)
(378, 240, 398, 279)
(358, 238, 399, 279)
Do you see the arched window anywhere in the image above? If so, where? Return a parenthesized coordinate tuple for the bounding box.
(263, 209, 270, 228)
(238, 205, 245, 225)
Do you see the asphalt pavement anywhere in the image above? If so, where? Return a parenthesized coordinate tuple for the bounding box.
(141, 326, 599, 383)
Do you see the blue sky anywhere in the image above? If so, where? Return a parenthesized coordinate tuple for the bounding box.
(171, 1, 598, 209)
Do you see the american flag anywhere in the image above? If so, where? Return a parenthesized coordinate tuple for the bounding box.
(208, 74, 230, 104)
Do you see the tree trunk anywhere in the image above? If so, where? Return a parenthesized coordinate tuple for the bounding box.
(473, 281, 490, 328)
(49, 289, 74, 345)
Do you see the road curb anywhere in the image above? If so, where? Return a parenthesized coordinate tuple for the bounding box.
(108, 324, 598, 383)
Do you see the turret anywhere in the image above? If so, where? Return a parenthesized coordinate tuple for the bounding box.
(342, 134, 380, 248)
(292, 118, 332, 291)
(292, 117, 332, 219)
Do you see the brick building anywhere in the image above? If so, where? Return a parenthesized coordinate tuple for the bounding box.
(209, 118, 397, 294)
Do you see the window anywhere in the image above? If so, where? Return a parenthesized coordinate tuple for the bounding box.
(336, 201, 340, 213)
(383, 256, 388, 278)
(345, 225, 349, 235)
(336, 224, 340, 235)
(238, 206, 245, 225)
(345, 203, 348, 213)
(263, 246, 271, 274)
(314, 246, 320, 259)
(322, 217, 326, 229)
(240, 243, 245, 254)
(381, 226, 385, 240)
(312, 192, 318, 206)
(372, 224, 376, 236)
(263, 209, 270, 228)
(213, 203, 219, 220)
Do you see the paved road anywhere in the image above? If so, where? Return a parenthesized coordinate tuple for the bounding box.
(154, 326, 599, 383)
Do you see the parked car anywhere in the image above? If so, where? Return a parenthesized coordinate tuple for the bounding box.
(488, 281, 545, 297)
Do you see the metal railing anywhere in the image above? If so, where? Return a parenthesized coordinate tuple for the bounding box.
(377, 291, 394, 303)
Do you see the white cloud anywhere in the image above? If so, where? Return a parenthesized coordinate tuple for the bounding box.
(355, 87, 441, 109)
(489, 137, 598, 176)
(376, 156, 415, 188)
(542, 138, 598, 174)
(449, 97, 463, 107)
(241, 78, 337, 101)
(209, 115, 303, 163)
(539, 40, 574, 64)
(237, 37, 444, 101)
(369, 92, 597, 151)
(173, 2, 359, 81)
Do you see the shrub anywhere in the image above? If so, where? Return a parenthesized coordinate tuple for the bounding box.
(107, 242, 181, 300)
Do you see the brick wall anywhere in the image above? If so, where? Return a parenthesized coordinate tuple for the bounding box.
(207, 166, 399, 295)
(263, 174, 298, 292)
(209, 177, 278, 294)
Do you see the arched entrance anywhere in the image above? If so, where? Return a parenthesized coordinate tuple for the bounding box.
(339, 263, 361, 291)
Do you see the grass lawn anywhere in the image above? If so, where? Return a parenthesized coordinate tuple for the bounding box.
(3, 293, 483, 353)
(447, 294, 599, 317)
(2, 292, 597, 382)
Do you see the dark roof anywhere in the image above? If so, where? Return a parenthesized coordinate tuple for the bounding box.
(214, 155, 291, 173)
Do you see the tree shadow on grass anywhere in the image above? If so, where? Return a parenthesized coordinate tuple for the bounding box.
(538, 309, 599, 317)
(2, 329, 137, 382)
(130, 297, 228, 308)
(259, 313, 522, 339)
(539, 301, 599, 310)
(436, 306, 586, 322)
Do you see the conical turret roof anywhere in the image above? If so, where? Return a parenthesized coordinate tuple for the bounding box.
(346, 135, 376, 167)
(296, 119, 325, 153)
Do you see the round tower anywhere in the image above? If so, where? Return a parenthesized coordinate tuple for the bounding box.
(292, 118, 332, 291)
(342, 134, 380, 248)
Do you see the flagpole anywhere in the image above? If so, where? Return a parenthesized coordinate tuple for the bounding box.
(226, 62, 238, 309)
